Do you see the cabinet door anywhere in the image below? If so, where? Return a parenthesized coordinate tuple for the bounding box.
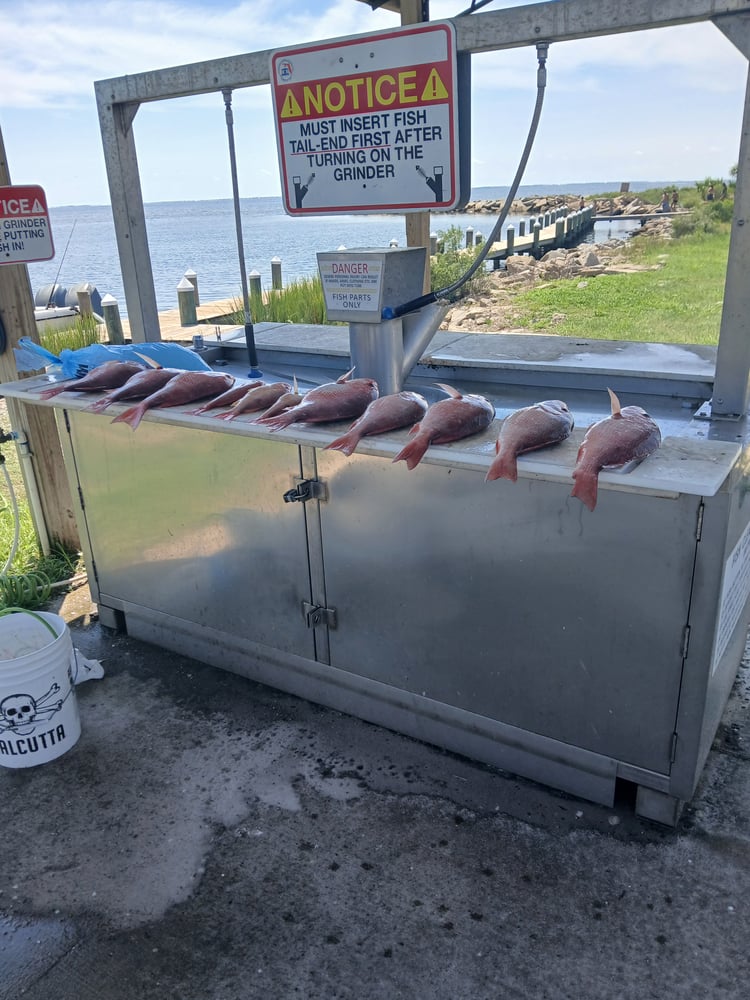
(69, 413, 316, 659)
(316, 449, 698, 773)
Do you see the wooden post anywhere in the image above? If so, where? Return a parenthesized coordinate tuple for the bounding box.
(401, 0, 431, 294)
(76, 283, 93, 316)
(184, 268, 200, 306)
(271, 256, 282, 290)
(0, 125, 80, 552)
(177, 277, 197, 326)
(248, 271, 262, 298)
(101, 293, 125, 344)
(505, 226, 515, 256)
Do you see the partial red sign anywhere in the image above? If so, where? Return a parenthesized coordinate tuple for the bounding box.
(0, 184, 55, 264)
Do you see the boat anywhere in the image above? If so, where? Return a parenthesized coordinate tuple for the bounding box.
(34, 304, 105, 333)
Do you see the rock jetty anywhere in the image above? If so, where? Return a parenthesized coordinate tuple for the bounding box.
(458, 193, 663, 217)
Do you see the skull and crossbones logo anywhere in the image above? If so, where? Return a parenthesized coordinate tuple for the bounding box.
(0, 683, 65, 735)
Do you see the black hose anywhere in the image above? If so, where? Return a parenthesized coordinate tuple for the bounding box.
(382, 42, 550, 321)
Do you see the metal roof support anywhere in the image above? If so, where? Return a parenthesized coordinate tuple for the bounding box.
(93, 0, 750, 357)
(711, 12, 750, 417)
(96, 94, 160, 342)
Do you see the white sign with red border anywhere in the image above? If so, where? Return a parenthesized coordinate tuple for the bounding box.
(270, 22, 460, 215)
(0, 185, 54, 264)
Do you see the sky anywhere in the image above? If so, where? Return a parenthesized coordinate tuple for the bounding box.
(1, 0, 748, 208)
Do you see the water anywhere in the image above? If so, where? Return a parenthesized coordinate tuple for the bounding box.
(27, 194, 643, 317)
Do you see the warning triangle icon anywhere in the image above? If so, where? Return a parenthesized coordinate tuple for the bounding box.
(280, 90, 303, 119)
(420, 69, 449, 102)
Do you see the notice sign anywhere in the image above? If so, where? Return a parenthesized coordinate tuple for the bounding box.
(0, 185, 54, 264)
(270, 22, 461, 215)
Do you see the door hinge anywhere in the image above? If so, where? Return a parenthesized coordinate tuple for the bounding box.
(670, 731, 679, 764)
(695, 501, 705, 541)
(283, 478, 327, 504)
(63, 409, 71, 433)
(680, 624, 691, 659)
(303, 601, 337, 629)
(77, 485, 86, 511)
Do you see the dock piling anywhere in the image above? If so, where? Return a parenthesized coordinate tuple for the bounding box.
(177, 276, 198, 327)
(101, 293, 124, 344)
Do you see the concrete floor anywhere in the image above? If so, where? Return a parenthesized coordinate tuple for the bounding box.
(1, 582, 749, 1000)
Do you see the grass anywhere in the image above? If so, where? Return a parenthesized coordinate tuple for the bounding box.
(0, 424, 82, 610)
(511, 228, 729, 343)
(500, 192, 733, 344)
(229, 275, 329, 325)
(0, 317, 94, 609)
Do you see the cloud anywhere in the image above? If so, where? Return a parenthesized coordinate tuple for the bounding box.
(0, 0, 393, 110)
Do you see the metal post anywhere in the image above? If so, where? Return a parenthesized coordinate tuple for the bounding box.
(222, 88, 261, 377)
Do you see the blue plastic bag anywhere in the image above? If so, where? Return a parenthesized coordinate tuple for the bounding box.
(14, 338, 211, 377)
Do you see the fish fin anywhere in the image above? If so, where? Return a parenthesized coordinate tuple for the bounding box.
(36, 384, 72, 400)
(485, 449, 518, 483)
(434, 383, 462, 399)
(133, 352, 162, 370)
(325, 432, 357, 457)
(336, 367, 356, 384)
(392, 436, 430, 470)
(293, 374, 298, 393)
(570, 468, 598, 511)
(408, 421, 421, 436)
(256, 412, 295, 432)
(607, 388, 622, 418)
(110, 404, 145, 430)
(85, 397, 112, 413)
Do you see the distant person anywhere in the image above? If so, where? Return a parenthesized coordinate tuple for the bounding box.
(706, 184, 715, 202)
(579, 196, 585, 210)
(671, 190, 679, 210)
(660, 193, 670, 213)
(720, 182, 728, 200)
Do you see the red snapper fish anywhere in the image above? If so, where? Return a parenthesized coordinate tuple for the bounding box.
(37, 360, 146, 399)
(257, 369, 379, 431)
(187, 380, 263, 415)
(214, 382, 292, 422)
(486, 399, 574, 483)
(325, 390, 429, 457)
(85, 368, 182, 413)
(571, 388, 661, 511)
(392, 383, 495, 470)
(251, 377, 304, 422)
(111, 371, 235, 430)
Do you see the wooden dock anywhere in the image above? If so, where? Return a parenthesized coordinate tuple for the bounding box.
(486, 205, 595, 268)
(120, 297, 238, 342)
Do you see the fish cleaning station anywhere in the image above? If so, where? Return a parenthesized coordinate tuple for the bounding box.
(3, 0, 750, 826)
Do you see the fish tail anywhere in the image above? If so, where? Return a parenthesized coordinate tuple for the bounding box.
(256, 413, 294, 431)
(485, 449, 518, 483)
(325, 432, 357, 456)
(85, 397, 112, 413)
(571, 467, 599, 511)
(37, 385, 69, 400)
(111, 404, 146, 430)
(392, 436, 430, 470)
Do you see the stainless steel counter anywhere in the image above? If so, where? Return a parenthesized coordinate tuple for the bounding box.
(3, 329, 749, 825)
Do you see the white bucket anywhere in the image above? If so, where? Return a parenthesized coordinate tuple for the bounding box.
(0, 609, 81, 768)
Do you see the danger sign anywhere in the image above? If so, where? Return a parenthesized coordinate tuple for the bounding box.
(270, 22, 464, 215)
(0, 185, 54, 264)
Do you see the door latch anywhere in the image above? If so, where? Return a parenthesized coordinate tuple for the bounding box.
(303, 601, 337, 629)
(283, 478, 327, 503)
